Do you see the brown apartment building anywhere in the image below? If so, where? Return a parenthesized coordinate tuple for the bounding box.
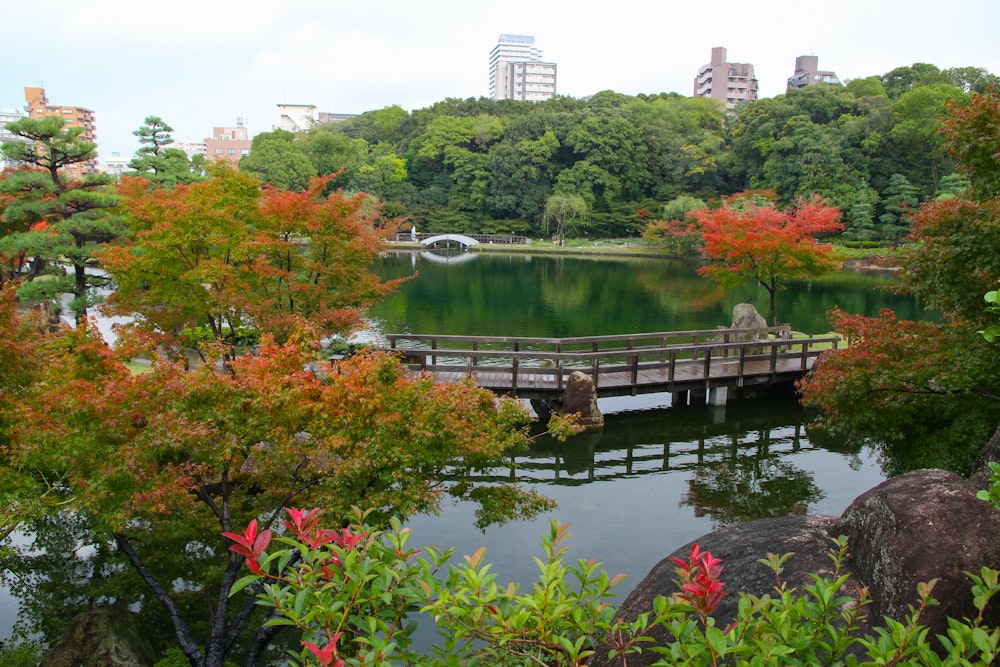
(24, 86, 99, 179)
(693, 47, 759, 110)
(204, 119, 252, 165)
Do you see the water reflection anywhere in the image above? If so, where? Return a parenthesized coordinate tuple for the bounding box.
(419, 249, 479, 265)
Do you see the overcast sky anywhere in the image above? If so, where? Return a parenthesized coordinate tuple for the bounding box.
(4, 0, 998, 163)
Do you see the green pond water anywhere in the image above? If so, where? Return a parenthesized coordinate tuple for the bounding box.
(363, 250, 924, 618)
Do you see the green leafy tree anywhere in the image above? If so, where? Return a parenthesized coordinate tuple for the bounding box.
(878, 173, 920, 243)
(880, 63, 948, 99)
(885, 84, 968, 194)
(128, 116, 201, 186)
(239, 129, 317, 192)
(542, 193, 589, 246)
(0, 117, 123, 321)
(842, 185, 880, 245)
(564, 113, 648, 202)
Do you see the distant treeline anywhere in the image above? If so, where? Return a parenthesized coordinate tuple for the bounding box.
(238, 63, 998, 241)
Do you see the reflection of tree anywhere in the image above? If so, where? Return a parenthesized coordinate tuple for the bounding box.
(0, 512, 139, 642)
(681, 454, 822, 525)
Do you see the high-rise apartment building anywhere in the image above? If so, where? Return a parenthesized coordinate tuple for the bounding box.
(693, 47, 759, 110)
(489, 34, 557, 101)
(787, 55, 841, 90)
(23, 86, 99, 179)
(204, 119, 252, 165)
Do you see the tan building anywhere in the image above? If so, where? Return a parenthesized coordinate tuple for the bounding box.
(23, 86, 99, 179)
(787, 55, 840, 90)
(204, 119, 251, 165)
(693, 47, 759, 109)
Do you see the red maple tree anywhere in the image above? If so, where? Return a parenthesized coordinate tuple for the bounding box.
(694, 194, 843, 326)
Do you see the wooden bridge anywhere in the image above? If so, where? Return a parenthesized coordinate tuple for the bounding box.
(380, 327, 840, 407)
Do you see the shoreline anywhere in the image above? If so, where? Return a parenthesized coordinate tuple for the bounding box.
(387, 240, 902, 269)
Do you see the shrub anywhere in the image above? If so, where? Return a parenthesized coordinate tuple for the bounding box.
(224, 509, 1000, 666)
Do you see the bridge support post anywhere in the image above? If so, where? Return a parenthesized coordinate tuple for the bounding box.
(671, 390, 689, 407)
(708, 386, 728, 407)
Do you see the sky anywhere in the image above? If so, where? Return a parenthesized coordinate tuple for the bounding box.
(4, 0, 999, 164)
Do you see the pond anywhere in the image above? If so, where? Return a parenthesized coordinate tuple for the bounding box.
(0, 249, 925, 644)
(361, 250, 922, 647)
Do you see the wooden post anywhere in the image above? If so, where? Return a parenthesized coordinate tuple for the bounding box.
(512, 342, 519, 390)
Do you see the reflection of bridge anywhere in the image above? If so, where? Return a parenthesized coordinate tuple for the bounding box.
(393, 232, 531, 246)
(380, 327, 840, 407)
(472, 421, 813, 485)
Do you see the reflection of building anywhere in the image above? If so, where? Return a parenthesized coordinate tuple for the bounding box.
(23, 86, 99, 178)
(787, 55, 840, 90)
(204, 119, 251, 164)
(0, 106, 29, 170)
(693, 47, 759, 109)
(489, 34, 557, 101)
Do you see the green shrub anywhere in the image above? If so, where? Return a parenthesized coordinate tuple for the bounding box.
(0, 643, 43, 667)
(224, 508, 1000, 667)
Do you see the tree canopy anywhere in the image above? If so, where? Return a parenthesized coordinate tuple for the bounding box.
(99, 166, 398, 362)
(235, 62, 993, 242)
(694, 193, 843, 326)
(799, 87, 1000, 473)
(0, 117, 123, 321)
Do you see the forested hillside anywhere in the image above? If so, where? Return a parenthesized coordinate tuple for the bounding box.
(239, 63, 998, 241)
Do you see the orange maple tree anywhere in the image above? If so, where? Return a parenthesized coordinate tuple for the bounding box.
(99, 166, 401, 362)
(694, 194, 843, 326)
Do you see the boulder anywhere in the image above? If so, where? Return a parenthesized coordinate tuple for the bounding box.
(969, 424, 1000, 491)
(731, 302, 768, 333)
(592, 465, 1000, 666)
(560, 370, 604, 431)
(589, 515, 865, 667)
(835, 468, 1000, 630)
(39, 607, 159, 667)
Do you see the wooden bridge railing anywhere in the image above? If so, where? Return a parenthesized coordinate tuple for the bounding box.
(381, 328, 841, 396)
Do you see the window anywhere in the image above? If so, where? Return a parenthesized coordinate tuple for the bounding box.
(241, 149, 249, 155)
(215, 148, 223, 154)
(227, 148, 236, 154)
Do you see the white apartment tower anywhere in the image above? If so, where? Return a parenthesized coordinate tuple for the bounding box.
(489, 34, 557, 101)
(694, 47, 759, 110)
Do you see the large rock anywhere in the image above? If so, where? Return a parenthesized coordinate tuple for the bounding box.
(731, 302, 768, 333)
(40, 608, 159, 667)
(589, 516, 865, 667)
(969, 424, 1000, 491)
(560, 370, 604, 431)
(835, 468, 1000, 630)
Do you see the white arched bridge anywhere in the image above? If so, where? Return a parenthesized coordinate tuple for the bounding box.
(394, 232, 531, 247)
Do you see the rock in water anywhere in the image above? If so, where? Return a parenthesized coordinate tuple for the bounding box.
(560, 370, 604, 430)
